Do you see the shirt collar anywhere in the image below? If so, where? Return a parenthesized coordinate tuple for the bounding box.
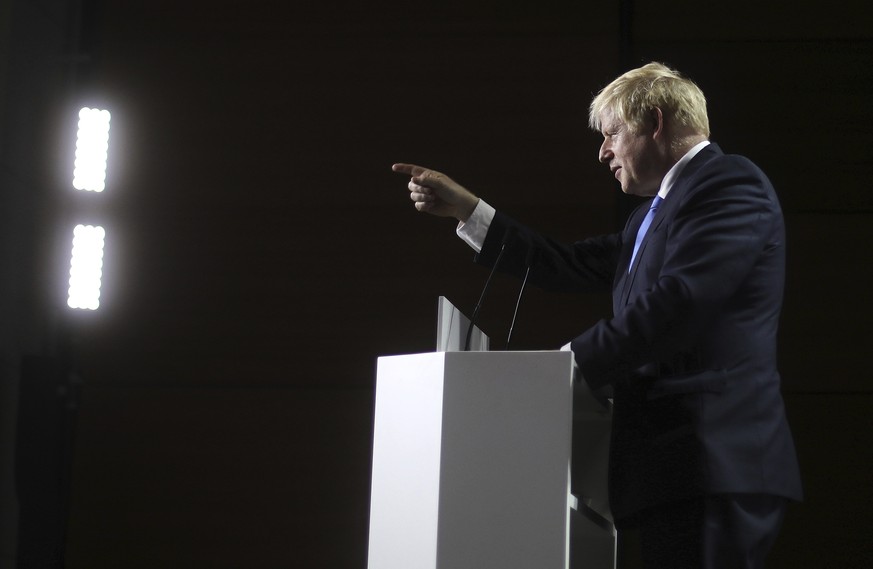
(657, 140, 710, 200)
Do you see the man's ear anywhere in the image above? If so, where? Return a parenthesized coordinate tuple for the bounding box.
(651, 107, 665, 139)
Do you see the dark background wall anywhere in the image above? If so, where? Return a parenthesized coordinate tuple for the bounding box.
(1, 0, 870, 567)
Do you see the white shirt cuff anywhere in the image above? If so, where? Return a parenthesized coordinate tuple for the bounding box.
(456, 199, 496, 253)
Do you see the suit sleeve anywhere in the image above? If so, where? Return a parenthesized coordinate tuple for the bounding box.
(572, 155, 784, 388)
(476, 210, 622, 294)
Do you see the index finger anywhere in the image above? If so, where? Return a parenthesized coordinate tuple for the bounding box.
(392, 163, 429, 177)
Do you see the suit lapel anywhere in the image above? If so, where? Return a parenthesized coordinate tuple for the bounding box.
(615, 202, 650, 313)
(619, 199, 669, 307)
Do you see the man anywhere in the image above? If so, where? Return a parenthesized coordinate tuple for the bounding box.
(393, 63, 802, 568)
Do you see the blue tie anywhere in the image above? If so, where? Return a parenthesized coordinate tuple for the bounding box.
(628, 196, 663, 272)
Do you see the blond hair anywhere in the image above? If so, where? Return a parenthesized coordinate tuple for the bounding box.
(589, 62, 710, 139)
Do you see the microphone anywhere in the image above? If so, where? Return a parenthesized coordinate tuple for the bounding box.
(464, 226, 515, 351)
(506, 243, 538, 349)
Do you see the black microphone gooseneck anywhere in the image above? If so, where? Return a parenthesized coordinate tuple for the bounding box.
(464, 227, 515, 351)
(506, 244, 538, 350)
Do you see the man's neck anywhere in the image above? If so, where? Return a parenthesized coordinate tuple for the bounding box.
(670, 134, 709, 162)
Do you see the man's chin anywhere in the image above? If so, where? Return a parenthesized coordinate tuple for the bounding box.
(620, 184, 656, 198)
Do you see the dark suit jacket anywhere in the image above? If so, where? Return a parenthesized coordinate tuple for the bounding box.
(476, 143, 802, 524)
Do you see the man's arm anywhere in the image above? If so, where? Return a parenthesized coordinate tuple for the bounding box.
(476, 210, 621, 294)
(393, 162, 620, 294)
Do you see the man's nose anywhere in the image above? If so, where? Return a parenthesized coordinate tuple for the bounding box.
(598, 142, 612, 164)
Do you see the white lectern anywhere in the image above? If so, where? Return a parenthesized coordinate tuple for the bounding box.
(367, 351, 614, 569)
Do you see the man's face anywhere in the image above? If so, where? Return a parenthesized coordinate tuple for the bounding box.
(597, 109, 666, 197)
